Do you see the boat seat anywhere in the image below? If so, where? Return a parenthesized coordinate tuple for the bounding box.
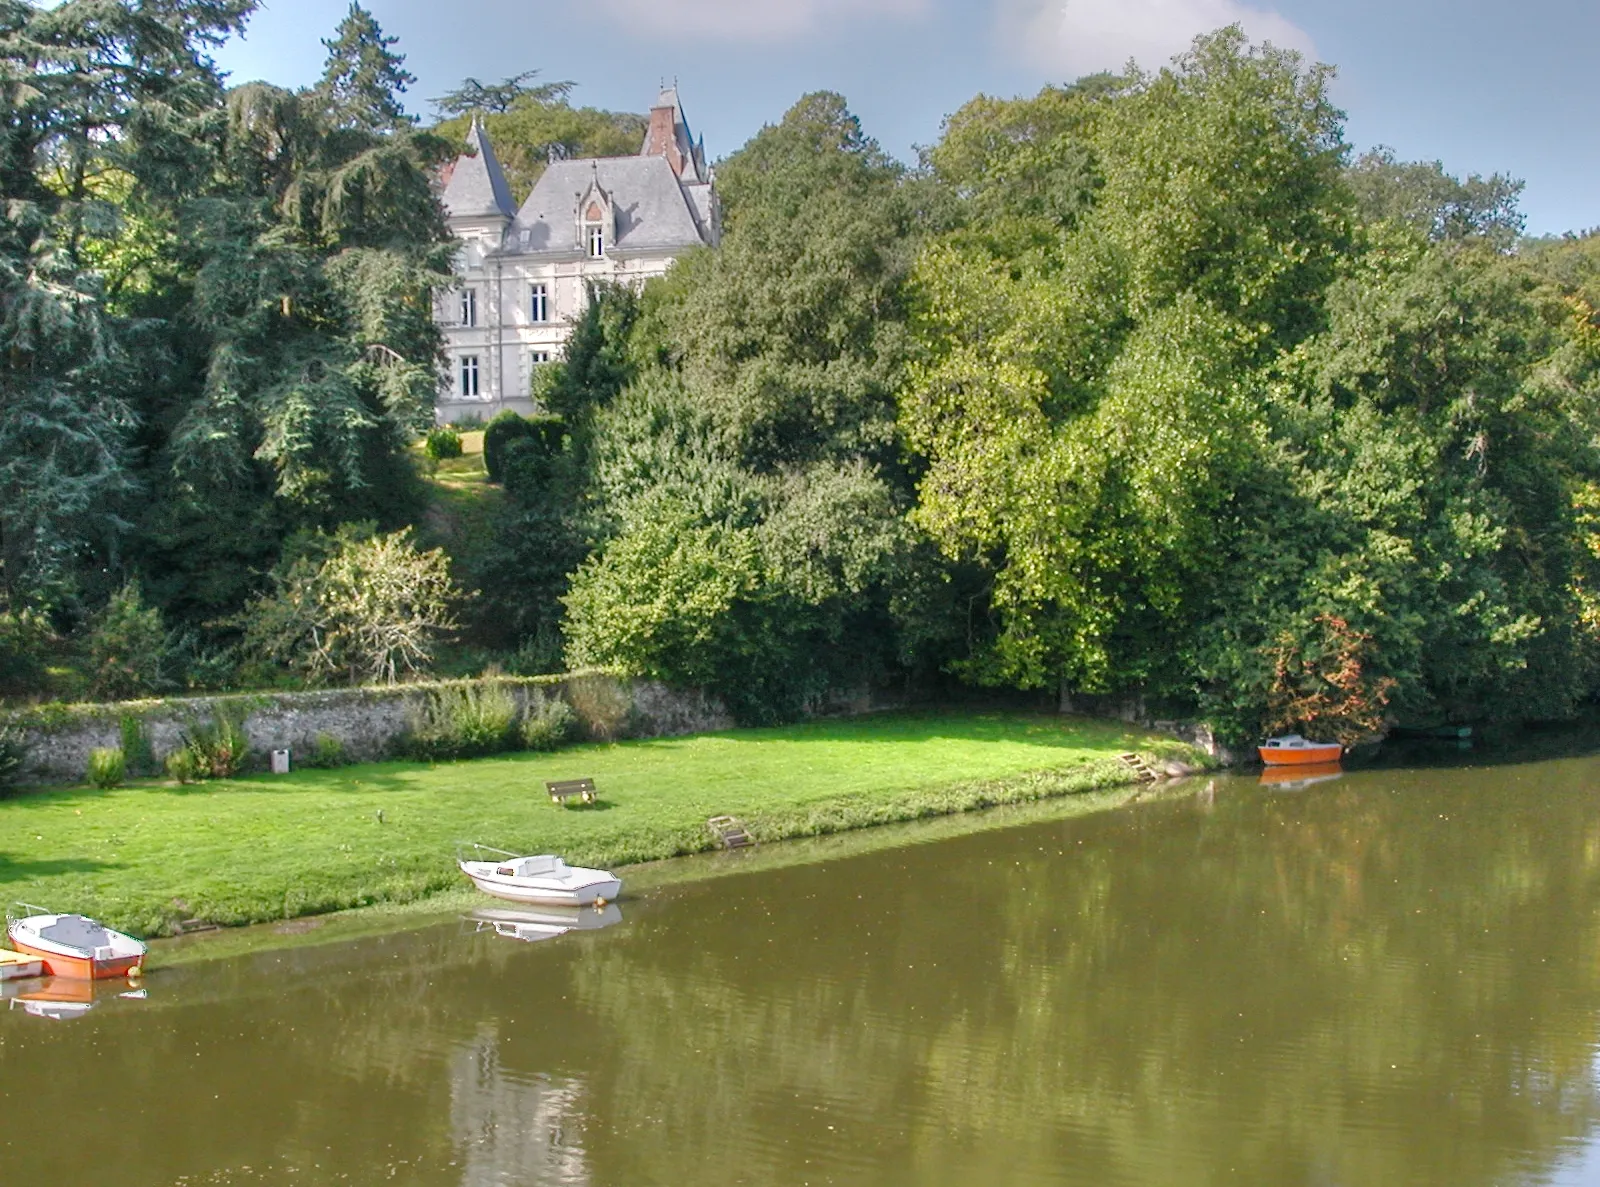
(515, 855, 563, 877)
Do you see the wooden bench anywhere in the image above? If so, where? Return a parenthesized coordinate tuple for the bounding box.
(546, 777, 597, 805)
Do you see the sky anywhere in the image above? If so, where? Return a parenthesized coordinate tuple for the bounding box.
(213, 0, 1597, 236)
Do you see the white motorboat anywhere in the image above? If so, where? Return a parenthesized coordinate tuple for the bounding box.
(457, 846, 622, 907)
(467, 903, 623, 943)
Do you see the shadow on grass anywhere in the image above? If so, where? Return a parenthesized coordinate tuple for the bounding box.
(0, 853, 114, 885)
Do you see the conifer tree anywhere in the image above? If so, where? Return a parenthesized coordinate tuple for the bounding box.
(313, 2, 416, 133)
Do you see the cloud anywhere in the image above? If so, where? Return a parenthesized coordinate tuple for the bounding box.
(589, 0, 929, 42)
(1002, 0, 1316, 77)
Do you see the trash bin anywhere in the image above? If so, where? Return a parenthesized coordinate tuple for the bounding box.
(271, 749, 291, 774)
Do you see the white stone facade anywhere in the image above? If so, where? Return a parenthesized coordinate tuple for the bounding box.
(435, 88, 717, 423)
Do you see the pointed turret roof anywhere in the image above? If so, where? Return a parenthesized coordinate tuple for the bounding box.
(641, 84, 707, 184)
(441, 117, 515, 221)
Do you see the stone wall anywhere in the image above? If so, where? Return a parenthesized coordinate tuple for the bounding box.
(1, 672, 733, 786)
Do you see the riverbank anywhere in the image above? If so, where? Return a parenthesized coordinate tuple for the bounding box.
(0, 710, 1208, 938)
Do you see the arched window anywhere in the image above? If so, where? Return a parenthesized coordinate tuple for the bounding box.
(583, 202, 605, 258)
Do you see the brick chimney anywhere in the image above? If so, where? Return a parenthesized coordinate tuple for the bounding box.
(643, 101, 684, 177)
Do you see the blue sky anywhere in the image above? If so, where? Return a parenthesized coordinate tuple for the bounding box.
(213, 0, 1596, 236)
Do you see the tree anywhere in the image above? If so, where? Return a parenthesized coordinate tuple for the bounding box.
(431, 99, 644, 199)
(902, 30, 1348, 700)
(636, 91, 932, 471)
(1347, 146, 1524, 249)
(431, 71, 574, 117)
(312, 2, 416, 133)
(242, 526, 460, 685)
(86, 581, 167, 700)
(0, 0, 251, 608)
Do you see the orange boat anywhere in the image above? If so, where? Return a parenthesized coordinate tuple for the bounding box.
(1258, 735, 1344, 767)
(6, 911, 146, 981)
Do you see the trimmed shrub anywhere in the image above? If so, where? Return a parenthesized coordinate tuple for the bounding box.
(305, 732, 348, 769)
(482, 410, 532, 483)
(425, 427, 463, 460)
(405, 681, 519, 761)
(87, 747, 126, 789)
(164, 747, 203, 784)
(120, 714, 155, 777)
(519, 691, 575, 751)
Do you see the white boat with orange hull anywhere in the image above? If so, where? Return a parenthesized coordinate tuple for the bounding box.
(1258, 735, 1345, 767)
(6, 908, 146, 981)
(457, 845, 622, 907)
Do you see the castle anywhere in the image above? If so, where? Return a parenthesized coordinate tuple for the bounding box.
(435, 86, 719, 422)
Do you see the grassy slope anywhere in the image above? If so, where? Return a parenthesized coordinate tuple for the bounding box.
(0, 711, 1202, 937)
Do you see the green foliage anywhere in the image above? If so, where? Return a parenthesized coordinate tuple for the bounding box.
(87, 747, 127, 790)
(119, 714, 155, 777)
(519, 691, 575, 751)
(431, 97, 645, 200)
(164, 746, 204, 785)
(0, 725, 26, 788)
(311, 2, 416, 133)
(1347, 147, 1524, 249)
(87, 582, 167, 701)
(431, 71, 575, 118)
(305, 732, 349, 769)
(181, 709, 251, 779)
(0, 608, 54, 699)
(242, 526, 460, 685)
(483, 412, 532, 483)
(425, 427, 463, 460)
(404, 681, 519, 760)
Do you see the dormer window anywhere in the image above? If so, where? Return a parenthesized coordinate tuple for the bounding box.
(583, 202, 606, 258)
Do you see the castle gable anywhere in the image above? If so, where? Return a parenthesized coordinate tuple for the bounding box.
(506, 156, 710, 257)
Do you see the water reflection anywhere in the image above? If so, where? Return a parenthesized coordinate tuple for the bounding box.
(2, 760, 1600, 1184)
(465, 903, 623, 945)
(1258, 760, 1345, 789)
(1, 975, 147, 1021)
(452, 1029, 590, 1185)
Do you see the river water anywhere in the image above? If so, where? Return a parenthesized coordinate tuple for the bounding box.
(5, 754, 1600, 1185)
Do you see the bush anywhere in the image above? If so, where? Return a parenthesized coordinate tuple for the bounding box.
(519, 691, 575, 751)
(425, 427, 463, 460)
(164, 746, 203, 784)
(120, 714, 154, 777)
(483, 411, 532, 483)
(241, 526, 460, 686)
(304, 732, 348, 769)
(87, 747, 126, 789)
(87, 581, 167, 701)
(405, 681, 519, 761)
(0, 724, 27, 789)
(180, 709, 250, 779)
(0, 608, 53, 698)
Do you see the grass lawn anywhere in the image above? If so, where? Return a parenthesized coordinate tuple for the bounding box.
(0, 710, 1200, 937)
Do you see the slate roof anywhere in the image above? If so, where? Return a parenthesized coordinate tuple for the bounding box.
(441, 118, 516, 221)
(504, 157, 711, 256)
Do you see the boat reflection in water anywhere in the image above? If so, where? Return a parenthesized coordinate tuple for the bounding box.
(1258, 762, 1345, 791)
(465, 903, 623, 944)
(1, 975, 148, 1021)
